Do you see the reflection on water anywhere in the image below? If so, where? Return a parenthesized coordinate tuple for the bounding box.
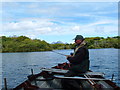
(1, 48, 119, 88)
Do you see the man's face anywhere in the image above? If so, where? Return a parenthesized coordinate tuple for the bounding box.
(75, 39, 82, 44)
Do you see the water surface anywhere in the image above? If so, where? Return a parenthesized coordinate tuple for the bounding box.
(1, 48, 119, 89)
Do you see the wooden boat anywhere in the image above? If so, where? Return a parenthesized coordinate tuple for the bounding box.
(13, 62, 119, 90)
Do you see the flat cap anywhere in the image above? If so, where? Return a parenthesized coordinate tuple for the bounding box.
(73, 35, 84, 40)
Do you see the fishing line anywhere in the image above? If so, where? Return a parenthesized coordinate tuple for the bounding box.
(51, 50, 68, 56)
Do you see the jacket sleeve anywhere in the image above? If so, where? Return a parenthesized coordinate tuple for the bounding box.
(67, 48, 86, 64)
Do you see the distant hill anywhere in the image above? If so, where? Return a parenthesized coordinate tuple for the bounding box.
(51, 41, 64, 44)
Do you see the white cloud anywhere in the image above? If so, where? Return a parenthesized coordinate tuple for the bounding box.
(67, 19, 118, 37)
(2, 2, 117, 23)
(1, 2, 118, 39)
(72, 26, 81, 31)
(87, 19, 117, 27)
(2, 18, 64, 37)
(3, 19, 55, 32)
(2, 17, 117, 37)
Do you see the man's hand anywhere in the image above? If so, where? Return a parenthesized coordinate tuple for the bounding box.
(65, 55, 72, 58)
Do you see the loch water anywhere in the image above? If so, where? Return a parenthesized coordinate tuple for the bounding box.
(1, 48, 120, 89)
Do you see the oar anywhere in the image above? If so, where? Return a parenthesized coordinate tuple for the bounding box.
(53, 75, 109, 81)
(51, 50, 68, 56)
(84, 74, 96, 86)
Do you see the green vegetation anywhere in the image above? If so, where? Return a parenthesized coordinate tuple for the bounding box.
(0, 35, 120, 53)
(86, 36, 120, 49)
(1, 36, 52, 52)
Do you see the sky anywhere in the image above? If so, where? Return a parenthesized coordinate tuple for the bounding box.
(1, 1, 118, 43)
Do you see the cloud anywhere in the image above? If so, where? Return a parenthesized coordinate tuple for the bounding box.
(2, 17, 117, 37)
(2, 18, 67, 38)
(67, 19, 118, 37)
(87, 19, 117, 27)
(2, 2, 117, 21)
(1, 2, 118, 39)
(71, 26, 81, 31)
(3, 19, 55, 32)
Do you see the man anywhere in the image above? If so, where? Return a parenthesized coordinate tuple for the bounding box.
(66, 35, 89, 74)
(61, 35, 90, 90)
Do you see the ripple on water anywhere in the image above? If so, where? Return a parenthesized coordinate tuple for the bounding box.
(2, 49, 120, 88)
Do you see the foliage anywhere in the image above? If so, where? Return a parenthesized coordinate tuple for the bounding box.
(85, 36, 119, 49)
(1, 36, 52, 52)
(1, 35, 120, 53)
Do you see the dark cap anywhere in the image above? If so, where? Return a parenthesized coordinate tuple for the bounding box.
(73, 35, 84, 40)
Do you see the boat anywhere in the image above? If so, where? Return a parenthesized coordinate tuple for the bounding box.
(11, 62, 120, 90)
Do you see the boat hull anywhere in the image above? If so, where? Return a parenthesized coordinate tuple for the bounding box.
(12, 62, 120, 90)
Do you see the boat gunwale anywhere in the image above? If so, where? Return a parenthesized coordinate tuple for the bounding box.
(13, 63, 120, 90)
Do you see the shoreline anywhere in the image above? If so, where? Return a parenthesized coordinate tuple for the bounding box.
(1, 48, 119, 53)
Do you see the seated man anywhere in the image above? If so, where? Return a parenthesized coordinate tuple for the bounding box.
(61, 35, 90, 90)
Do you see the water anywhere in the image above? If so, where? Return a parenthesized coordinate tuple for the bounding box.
(1, 48, 119, 89)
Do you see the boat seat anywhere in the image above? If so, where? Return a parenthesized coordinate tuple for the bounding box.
(40, 68, 105, 76)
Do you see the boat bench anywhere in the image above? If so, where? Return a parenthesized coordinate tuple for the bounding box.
(40, 68, 105, 76)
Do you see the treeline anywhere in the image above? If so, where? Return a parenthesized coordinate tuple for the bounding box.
(1, 36, 52, 52)
(0, 35, 120, 53)
(85, 36, 120, 49)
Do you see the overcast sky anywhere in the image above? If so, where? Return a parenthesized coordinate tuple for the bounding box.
(1, 1, 118, 43)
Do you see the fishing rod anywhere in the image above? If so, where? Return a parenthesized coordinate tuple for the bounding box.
(52, 50, 68, 56)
